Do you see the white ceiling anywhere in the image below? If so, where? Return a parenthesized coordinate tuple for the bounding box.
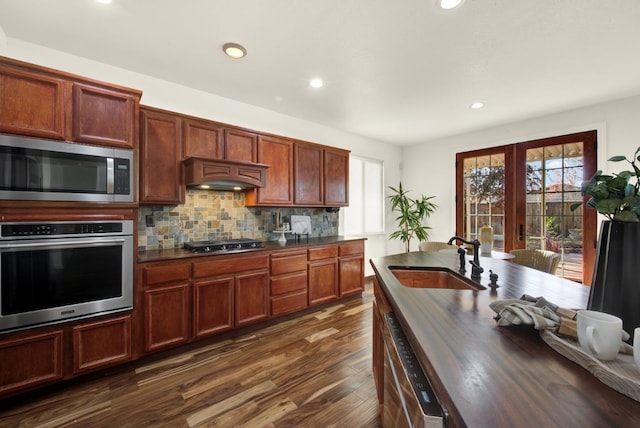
(1, 0, 639, 146)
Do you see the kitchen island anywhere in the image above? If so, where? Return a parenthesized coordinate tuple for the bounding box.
(371, 251, 640, 427)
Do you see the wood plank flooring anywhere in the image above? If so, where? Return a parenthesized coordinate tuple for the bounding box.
(0, 280, 381, 427)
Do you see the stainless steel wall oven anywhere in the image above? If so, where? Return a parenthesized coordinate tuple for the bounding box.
(0, 220, 133, 333)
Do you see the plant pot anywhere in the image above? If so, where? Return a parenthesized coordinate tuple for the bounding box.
(589, 220, 640, 342)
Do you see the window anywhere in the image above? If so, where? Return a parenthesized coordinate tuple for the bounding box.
(344, 156, 384, 235)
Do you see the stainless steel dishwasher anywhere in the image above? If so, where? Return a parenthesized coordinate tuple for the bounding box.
(382, 312, 446, 427)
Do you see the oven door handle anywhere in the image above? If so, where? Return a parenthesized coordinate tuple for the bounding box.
(0, 237, 127, 250)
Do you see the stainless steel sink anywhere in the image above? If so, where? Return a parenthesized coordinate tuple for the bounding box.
(389, 267, 485, 290)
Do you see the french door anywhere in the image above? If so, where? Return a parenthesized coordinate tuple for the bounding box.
(456, 131, 597, 284)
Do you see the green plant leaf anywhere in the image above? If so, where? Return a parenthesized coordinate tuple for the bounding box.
(613, 211, 639, 222)
(608, 155, 628, 162)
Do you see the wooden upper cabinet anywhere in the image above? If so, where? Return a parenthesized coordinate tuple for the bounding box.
(0, 64, 66, 140)
(71, 83, 138, 149)
(183, 118, 223, 159)
(324, 148, 349, 206)
(224, 128, 257, 163)
(139, 107, 184, 205)
(0, 57, 141, 148)
(294, 143, 324, 205)
(248, 135, 293, 205)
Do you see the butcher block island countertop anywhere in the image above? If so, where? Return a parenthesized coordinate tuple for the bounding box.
(371, 251, 640, 427)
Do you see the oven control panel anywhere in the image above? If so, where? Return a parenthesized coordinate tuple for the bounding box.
(1, 221, 131, 238)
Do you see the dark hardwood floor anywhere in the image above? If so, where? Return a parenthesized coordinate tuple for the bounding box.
(0, 279, 381, 427)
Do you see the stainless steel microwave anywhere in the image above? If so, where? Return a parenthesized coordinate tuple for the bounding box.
(0, 134, 134, 203)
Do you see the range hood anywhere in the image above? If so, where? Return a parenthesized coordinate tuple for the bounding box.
(183, 157, 269, 191)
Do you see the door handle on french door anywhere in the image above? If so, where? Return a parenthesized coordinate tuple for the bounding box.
(519, 224, 524, 241)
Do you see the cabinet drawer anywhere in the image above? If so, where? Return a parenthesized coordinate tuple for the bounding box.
(340, 241, 364, 257)
(308, 245, 338, 261)
(271, 251, 307, 276)
(271, 271, 307, 296)
(193, 254, 269, 278)
(271, 291, 308, 317)
(143, 263, 191, 287)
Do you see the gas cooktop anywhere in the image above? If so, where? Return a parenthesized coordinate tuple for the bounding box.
(183, 238, 264, 253)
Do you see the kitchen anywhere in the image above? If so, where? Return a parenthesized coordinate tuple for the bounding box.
(2, 1, 640, 426)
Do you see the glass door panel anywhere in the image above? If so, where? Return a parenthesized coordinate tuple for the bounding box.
(462, 153, 505, 251)
(524, 142, 584, 281)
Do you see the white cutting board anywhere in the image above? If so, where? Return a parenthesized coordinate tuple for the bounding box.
(291, 215, 312, 234)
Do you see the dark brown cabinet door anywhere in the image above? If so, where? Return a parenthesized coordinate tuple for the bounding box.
(72, 315, 132, 374)
(193, 276, 234, 338)
(294, 143, 323, 205)
(249, 136, 293, 205)
(183, 118, 224, 159)
(235, 270, 269, 327)
(324, 148, 349, 206)
(144, 283, 191, 352)
(71, 83, 138, 149)
(0, 65, 66, 140)
(339, 255, 364, 297)
(224, 128, 257, 163)
(0, 330, 63, 397)
(139, 107, 184, 204)
(308, 259, 339, 306)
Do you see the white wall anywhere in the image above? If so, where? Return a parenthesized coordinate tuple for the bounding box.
(0, 37, 403, 276)
(402, 95, 640, 245)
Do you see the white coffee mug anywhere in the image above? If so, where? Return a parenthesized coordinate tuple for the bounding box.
(634, 328, 640, 368)
(576, 310, 622, 361)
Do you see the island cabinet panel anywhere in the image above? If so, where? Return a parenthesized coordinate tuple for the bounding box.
(193, 276, 234, 338)
(247, 136, 293, 206)
(324, 147, 349, 206)
(182, 117, 223, 159)
(0, 330, 63, 396)
(270, 249, 308, 316)
(0, 65, 66, 140)
(235, 271, 270, 327)
(294, 143, 324, 205)
(224, 128, 257, 163)
(372, 277, 390, 409)
(71, 83, 138, 149)
(72, 315, 132, 375)
(139, 107, 184, 205)
(339, 241, 365, 297)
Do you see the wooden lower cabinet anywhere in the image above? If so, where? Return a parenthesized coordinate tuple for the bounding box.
(144, 283, 191, 352)
(193, 276, 234, 338)
(0, 330, 63, 396)
(339, 241, 365, 297)
(73, 315, 132, 374)
(270, 249, 308, 316)
(235, 271, 270, 327)
(308, 258, 339, 306)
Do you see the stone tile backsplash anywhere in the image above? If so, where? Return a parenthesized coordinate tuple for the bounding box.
(138, 189, 339, 250)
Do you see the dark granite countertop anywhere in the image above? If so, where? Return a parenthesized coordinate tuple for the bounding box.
(138, 235, 366, 263)
(371, 251, 640, 427)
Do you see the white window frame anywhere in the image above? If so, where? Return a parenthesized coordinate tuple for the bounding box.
(343, 155, 385, 236)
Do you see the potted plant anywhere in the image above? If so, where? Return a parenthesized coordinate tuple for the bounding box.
(571, 147, 640, 340)
(388, 182, 437, 253)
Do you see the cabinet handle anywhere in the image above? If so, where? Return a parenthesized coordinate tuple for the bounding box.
(519, 224, 524, 241)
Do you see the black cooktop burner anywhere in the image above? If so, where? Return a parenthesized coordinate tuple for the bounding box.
(184, 238, 264, 253)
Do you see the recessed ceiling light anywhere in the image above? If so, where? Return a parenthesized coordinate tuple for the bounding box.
(309, 78, 324, 89)
(95, 0, 112, 4)
(438, 0, 465, 10)
(470, 101, 485, 109)
(222, 43, 247, 59)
